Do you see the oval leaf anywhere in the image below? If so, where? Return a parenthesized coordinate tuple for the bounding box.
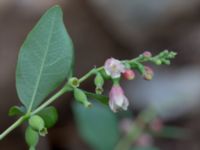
(84, 91, 109, 105)
(38, 106, 58, 128)
(73, 102, 119, 150)
(8, 106, 26, 116)
(16, 5, 74, 111)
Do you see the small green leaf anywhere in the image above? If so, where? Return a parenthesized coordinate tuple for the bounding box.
(8, 106, 26, 116)
(38, 106, 58, 128)
(100, 69, 111, 80)
(84, 91, 109, 105)
(130, 62, 145, 75)
(16, 5, 74, 111)
(73, 102, 119, 150)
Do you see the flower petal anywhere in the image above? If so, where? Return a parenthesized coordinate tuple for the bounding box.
(109, 85, 129, 112)
(104, 58, 125, 78)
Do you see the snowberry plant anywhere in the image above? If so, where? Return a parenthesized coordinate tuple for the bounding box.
(0, 5, 176, 149)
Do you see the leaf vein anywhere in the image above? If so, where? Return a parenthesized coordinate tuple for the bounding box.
(28, 12, 57, 112)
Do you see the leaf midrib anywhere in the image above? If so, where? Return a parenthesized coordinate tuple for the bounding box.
(28, 12, 57, 112)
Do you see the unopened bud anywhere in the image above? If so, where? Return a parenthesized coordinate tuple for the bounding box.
(143, 51, 152, 58)
(150, 118, 163, 132)
(74, 88, 92, 107)
(94, 73, 104, 87)
(168, 51, 177, 58)
(119, 118, 133, 134)
(122, 69, 135, 80)
(143, 66, 154, 80)
(162, 59, 170, 65)
(136, 133, 153, 147)
(155, 59, 162, 65)
(29, 115, 45, 132)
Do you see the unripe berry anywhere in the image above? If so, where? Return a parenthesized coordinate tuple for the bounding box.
(25, 127, 39, 147)
(123, 69, 135, 80)
(29, 115, 45, 132)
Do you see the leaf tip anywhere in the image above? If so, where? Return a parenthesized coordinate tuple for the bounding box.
(49, 5, 62, 14)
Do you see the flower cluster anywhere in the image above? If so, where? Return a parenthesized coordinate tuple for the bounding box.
(104, 55, 154, 112)
(103, 50, 176, 112)
(104, 58, 131, 112)
(72, 50, 176, 113)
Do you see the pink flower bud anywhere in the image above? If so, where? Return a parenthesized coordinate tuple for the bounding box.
(109, 85, 129, 112)
(143, 66, 154, 80)
(119, 118, 133, 134)
(136, 133, 153, 147)
(104, 58, 125, 78)
(123, 69, 135, 80)
(143, 51, 152, 57)
(150, 118, 163, 132)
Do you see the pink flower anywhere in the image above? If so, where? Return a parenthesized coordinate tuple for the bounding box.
(122, 69, 135, 80)
(136, 133, 153, 147)
(104, 58, 125, 78)
(109, 85, 129, 112)
(150, 118, 163, 132)
(119, 118, 133, 134)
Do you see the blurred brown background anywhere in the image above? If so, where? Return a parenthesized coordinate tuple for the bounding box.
(1, 0, 200, 149)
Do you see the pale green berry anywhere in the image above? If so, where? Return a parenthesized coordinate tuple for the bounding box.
(25, 127, 39, 147)
(29, 115, 45, 132)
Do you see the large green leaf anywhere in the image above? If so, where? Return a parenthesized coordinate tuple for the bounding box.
(131, 147, 160, 150)
(73, 102, 120, 150)
(16, 5, 73, 111)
